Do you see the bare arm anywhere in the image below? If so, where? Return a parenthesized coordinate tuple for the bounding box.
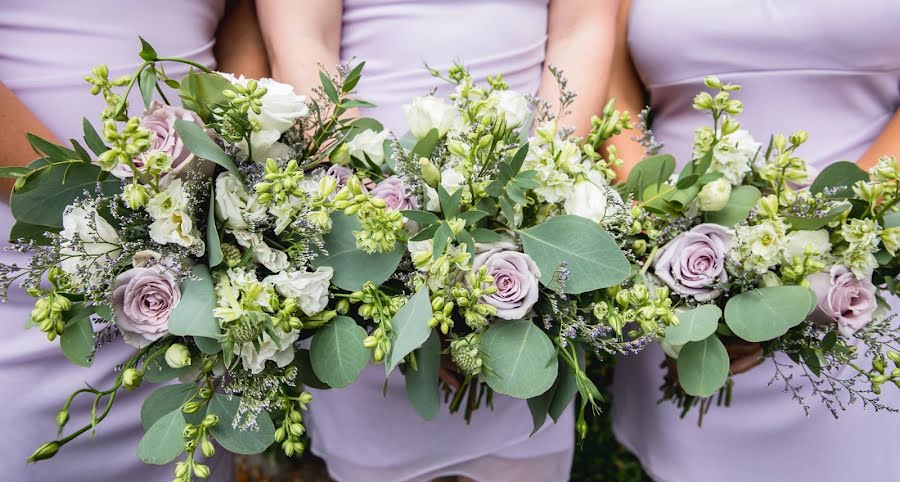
(215, 0, 271, 78)
(255, 0, 342, 95)
(602, 0, 647, 181)
(858, 110, 900, 171)
(0, 83, 58, 201)
(537, 0, 620, 137)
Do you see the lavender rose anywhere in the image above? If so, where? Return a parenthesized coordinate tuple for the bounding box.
(807, 265, 878, 337)
(113, 267, 181, 347)
(112, 101, 206, 179)
(371, 176, 419, 210)
(470, 241, 542, 320)
(653, 223, 732, 301)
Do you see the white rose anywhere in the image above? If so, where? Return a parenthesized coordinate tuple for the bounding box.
(215, 172, 266, 230)
(783, 230, 831, 263)
(59, 205, 122, 277)
(235, 328, 299, 375)
(402, 95, 458, 139)
(697, 178, 732, 212)
(347, 129, 390, 166)
(232, 230, 290, 272)
(488, 90, 530, 128)
(440, 167, 466, 193)
(563, 171, 624, 224)
(219, 73, 308, 161)
(264, 267, 334, 316)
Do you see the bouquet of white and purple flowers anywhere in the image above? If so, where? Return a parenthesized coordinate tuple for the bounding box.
(2, 38, 393, 479)
(616, 76, 900, 422)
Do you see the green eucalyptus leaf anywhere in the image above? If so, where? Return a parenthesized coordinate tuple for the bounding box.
(677, 334, 729, 397)
(311, 213, 404, 291)
(309, 316, 368, 388)
(179, 71, 232, 121)
(665, 305, 722, 346)
(625, 154, 676, 199)
(292, 348, 330, 390)
(26, 134, 78, 162)
(527, 383, 556, 435)
(70, 139, 93, 165)
(404, 330, 440, 420)
(143, 357, 188, 384)
(141, 383, 196, 430)
(521, 215, 630, 294)
(208, 393, 275, 455)
(207, 187, 223, 267)
(342, 61, 366, 93)
(9, 221, 58, 245)
(11, 160, 120, 228)
(705, 185, 761, 227)
(411, 128, 440, 159)
(811, 161, 869, 199)
(724, 286, 815, 342)
(784, 203, 850, 231)
(137, 409, 186, 465)
(194, 336, 222, 355)
(471, 228, 503, 243)
(481, 319, 558, 399)
(174, 119, 241, 177)
(60, 303, 95, 367)
(168, 265, 222, 339)
(386, 288, 433, 375)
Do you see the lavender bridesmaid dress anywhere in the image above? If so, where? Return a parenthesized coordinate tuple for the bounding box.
(613, 1, 900, 481)
(305, 1, 575, 481)
(0, 1, 233, 480)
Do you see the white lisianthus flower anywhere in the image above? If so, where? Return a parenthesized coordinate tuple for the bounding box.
(215, 172, 266, 230)
(264, 267, 334, 316)
(146, 179, 204, 250)
(487, 90, 530, 128)
(783, 230, 832, 263)
(236, 329, 299, 375)
(59, 205, 122, 279)
(424, 166, 467, 211)
(346, 129, 390, 166)
(213, 267, 274, 323)
(218, 73, 308, 161)
(697, 178, 732, 212)
(402, 95, 458, 139)
(731, 218, 787, 273)
(564, 171, 624, 224)
(231, 230, 290, 272)
(524, 129, 586, 204)
(695, 129, 761, 185)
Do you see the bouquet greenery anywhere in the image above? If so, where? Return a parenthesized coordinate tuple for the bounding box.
(617, 76, 900, 422)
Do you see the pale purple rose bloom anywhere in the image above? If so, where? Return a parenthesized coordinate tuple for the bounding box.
(371, 176, 419, 210)
(112, 101, 205, 178)
(470, 242, 542, 320)
(112, 267, 181, 347)
(807, 265, 878, 337)
(653, 223, 732, 302)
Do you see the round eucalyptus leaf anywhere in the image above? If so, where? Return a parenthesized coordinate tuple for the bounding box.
(665, 305, 722, 346)
(677, 335, 729, 397)
(309, 316, 369, 388)
(724, 286, 814, 342)
(481, 319, 558, 399)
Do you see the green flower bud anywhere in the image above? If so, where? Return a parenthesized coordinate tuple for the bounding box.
(419, 158, 441, 188)
(299, 392, 313, 405)
(56, 409, 69, 429)
(888, 351, 900, 365)
(122, 368, 142, 391)
(201, 438, 216, 458)
(632, 239, 647, 257)
(28, 442, 60, 462)
(182, 401, 203, 414)
(615, 289, 631, 308)
(175, 461, 189, 478)
(274, 427, 286, 442)
(164, 343, 192, 369)
(692, 92, 714, 111)
(193, 464, 210, 479)
(202, 414, 219, 427)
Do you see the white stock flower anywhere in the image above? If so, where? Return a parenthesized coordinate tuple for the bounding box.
(231, 230, 290, 272)
(697, 178, 732, 212)
(219, 73, 308, 161)
(346, 129, 390, 166)
(783, 230, 832, 263)
(215, 172, 266, 230)
(146, 179, 203, 249)
(59, 205, 122, 278)
(564, 170, 624, 224)
(213, 267, 273, 323)
(402, 95, 458, 139)
(235, 328, 299, 375)
(264, 267, 334, 316)
(700, 129, 761, 185)
(731, 218, 787, 273)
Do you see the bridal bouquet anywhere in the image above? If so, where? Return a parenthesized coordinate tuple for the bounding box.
(618, 76, 900, 421)
(2, 39, 391, 479)
(313, 64, 677, 433)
